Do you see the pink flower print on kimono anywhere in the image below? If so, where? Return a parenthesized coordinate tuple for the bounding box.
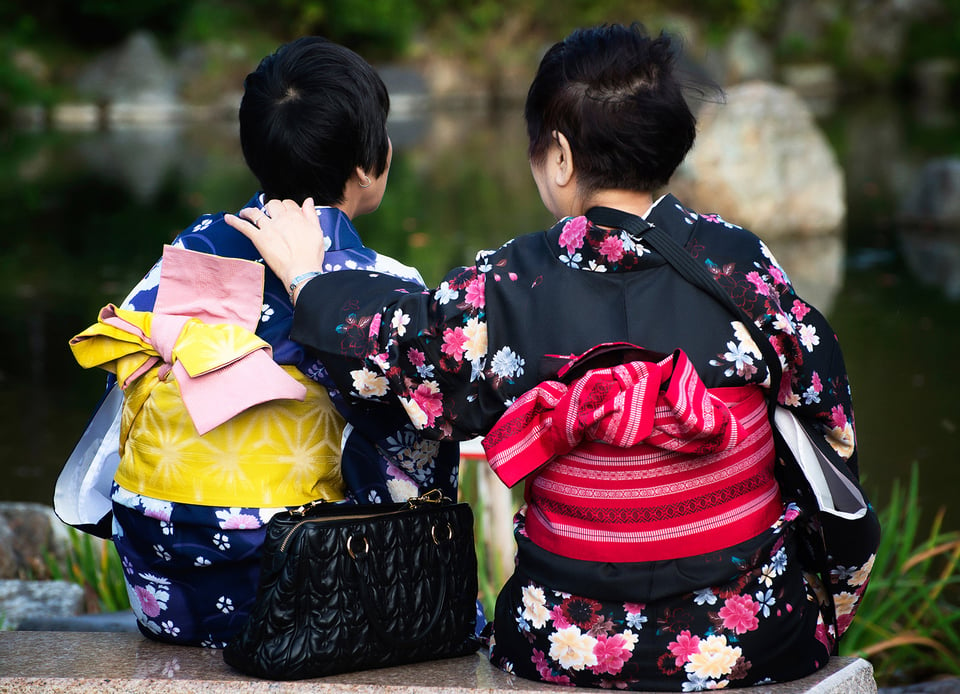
(130, 572, 171, 639)
(559, 217, 588, 269)
(134, 577, 170, 619)
(215, 508, 262, 530)
(464, 274, 486, 310)
(559, 216, 588, 255)
(531, 649, 572, 685)
(667, 630, 700, 668)
(717, 594, 761, 634)
(140, 497, 173, 523)
(400, 382, 444, 430)
(696, 210, 741, 230)
(598, 235, 625, 264)
(826, 404, 856, 460)
(590, 631, 638, 676)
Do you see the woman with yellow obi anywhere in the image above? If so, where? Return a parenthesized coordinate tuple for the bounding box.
(66, 37, 459, 647)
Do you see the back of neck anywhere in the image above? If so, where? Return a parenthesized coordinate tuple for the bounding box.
(579, 190, 655, 219)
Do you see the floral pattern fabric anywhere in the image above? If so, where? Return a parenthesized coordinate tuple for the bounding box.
(488, 507, 873, 691)
(97, 193, 461, 646)
(112, 483, 280, 647)
(291, 195, 857, 469)
(122, 193, 460, 504)
(289, 193, 880, 686)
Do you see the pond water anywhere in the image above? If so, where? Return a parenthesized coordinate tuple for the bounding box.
(1, 96, 958, 535)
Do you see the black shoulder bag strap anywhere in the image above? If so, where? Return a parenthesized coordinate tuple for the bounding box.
(586, 205, 842, 650)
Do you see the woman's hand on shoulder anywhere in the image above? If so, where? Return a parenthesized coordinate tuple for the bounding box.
(225, 198, 326, 295)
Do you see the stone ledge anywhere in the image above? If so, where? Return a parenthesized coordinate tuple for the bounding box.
(0, 631, 877, 693)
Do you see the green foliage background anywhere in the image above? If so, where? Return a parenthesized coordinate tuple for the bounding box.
(0, 0, 777, 51)
(2, 0, 959, 113)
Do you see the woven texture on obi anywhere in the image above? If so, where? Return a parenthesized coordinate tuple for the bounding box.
(482, 348, 782, 562)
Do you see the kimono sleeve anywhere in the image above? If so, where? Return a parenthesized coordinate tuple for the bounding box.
(291, 265, 499, 441)
(753, 245, 860, 479)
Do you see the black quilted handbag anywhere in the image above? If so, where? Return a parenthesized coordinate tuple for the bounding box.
(223, 491, 481, 680)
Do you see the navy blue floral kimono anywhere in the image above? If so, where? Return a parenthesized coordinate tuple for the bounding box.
(288, 194, 879, 690)
(80, 194, 460, 646)
(122, 194, 461, 502)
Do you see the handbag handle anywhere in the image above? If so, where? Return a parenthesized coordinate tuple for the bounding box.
(348, 522, 453, 647)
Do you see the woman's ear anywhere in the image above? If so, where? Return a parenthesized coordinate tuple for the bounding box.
(553, 131, 575, 187)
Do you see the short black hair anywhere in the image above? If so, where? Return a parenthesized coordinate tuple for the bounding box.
(525, 23, 697, 195)
(239, 36, 390, 204)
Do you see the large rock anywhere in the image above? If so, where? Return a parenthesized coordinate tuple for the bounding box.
(776, 0, 940, 87)
(898, 157, 960, 299)
(899, 228, 960, 300)
(845, 0, 941, 78)
(719, 28, 774, 86)
(0, 503, 71, 580)
(0, 579, 84, 630)
(74, 31, 180, 105)
(73, 127, 190, 203)
(900, 158, 960, 227)
(672, 81, 845, 239)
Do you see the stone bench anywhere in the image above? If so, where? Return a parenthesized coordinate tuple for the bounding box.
(0, 631, 876, 693)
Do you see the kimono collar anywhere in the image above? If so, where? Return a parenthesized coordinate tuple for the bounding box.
(253, 194, 376, 268)
(551, 195, 679, 272)
(645, 193, 699, 232)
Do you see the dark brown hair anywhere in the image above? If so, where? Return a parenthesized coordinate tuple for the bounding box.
(525, 23, 698, 194)
(240, 37, 390, 205)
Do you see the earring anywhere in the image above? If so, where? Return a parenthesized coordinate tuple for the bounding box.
(359, 175, 372, 188)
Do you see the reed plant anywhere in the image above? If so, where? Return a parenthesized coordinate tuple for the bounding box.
(46, 526, 129, 614)
(840, 463, 960, 685)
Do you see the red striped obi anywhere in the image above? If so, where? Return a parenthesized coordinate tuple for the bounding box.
(482, 346, 782, 562)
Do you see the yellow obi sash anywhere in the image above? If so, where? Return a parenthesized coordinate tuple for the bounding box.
(116, 364, 346, 507)
(69, 245, 346, 507)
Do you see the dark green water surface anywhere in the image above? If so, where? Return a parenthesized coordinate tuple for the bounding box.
(2, 99, 957, 532)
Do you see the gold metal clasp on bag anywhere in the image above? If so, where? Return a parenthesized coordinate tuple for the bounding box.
(289, 498, 329, 517)
(280, 490, 451, 554)
(406, 489, 446, 508)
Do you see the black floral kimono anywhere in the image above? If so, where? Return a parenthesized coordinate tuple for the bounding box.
(290, 194, 880, 690)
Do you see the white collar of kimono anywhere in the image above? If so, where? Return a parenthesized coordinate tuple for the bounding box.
(255, 193, 333, 214)
(645, 194, 667, 218)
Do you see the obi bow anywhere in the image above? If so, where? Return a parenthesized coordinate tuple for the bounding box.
(482, 346, 742, 487)
(69, 245, 306, 435)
